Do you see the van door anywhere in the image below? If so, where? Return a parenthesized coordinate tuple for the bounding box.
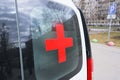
(0, 0, 90, 80)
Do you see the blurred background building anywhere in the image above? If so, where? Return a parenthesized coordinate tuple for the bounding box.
(73, 0, 120, 26)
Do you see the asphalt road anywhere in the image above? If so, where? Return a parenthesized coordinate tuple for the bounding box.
(91, 43, 120, 80)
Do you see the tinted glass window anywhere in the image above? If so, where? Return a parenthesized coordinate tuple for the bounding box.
(17, 0, 82, 80)
(0, 0, 21, 80)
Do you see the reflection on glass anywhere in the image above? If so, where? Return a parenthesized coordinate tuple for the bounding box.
(17, 0, 36, 80)
(0, 1, 21, 80)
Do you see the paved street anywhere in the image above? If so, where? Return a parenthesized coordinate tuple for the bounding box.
(91, 43, 120, 80)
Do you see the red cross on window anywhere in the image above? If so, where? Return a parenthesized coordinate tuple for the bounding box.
(45, 23, 73, 63)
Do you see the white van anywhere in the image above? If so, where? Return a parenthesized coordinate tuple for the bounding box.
(0, 0, 93, 80)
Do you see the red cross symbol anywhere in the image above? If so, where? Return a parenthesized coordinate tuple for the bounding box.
(45, 23, 73, 63)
